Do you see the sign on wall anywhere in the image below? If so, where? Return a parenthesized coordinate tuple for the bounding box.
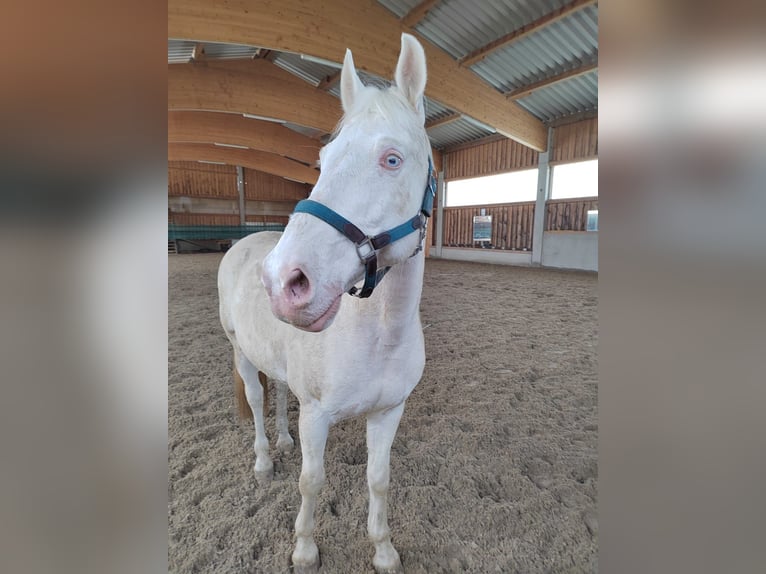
(586, 210, 598, 232)
(473, 215, 492, 242)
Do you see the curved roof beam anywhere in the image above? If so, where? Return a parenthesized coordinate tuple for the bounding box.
(168, 111, 321, 165)
(169, 59, 340, 133)
(168, 0, 547, 151)
(168, 143, 319, 185)
(169, 63, 443, 170)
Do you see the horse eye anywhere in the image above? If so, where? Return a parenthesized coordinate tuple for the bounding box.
(384, 154, 402, 169)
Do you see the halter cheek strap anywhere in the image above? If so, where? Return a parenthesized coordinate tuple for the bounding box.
(292, 157, 437, 299)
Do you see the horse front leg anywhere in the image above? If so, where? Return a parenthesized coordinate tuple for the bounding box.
(292, 407, 330, 573)
(366, 403, 405, 574)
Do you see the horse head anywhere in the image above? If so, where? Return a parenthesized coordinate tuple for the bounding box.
(262, 34, 432, 332)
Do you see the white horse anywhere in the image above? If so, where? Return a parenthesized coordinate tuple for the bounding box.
(218, 34, 433, 574)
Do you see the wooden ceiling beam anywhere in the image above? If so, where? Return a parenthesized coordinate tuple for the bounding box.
(459, 0, 597, 68)
(168, 0, 548, 151)
(168, 59, 341, 133)
(401, 0, 442, 28)
(425, 112, 462, 130)
(168, 111, 321, 165)
(506, 61, 598, 100)
(168, 143, 319, 185)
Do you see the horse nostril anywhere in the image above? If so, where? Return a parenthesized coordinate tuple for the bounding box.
(284, 268, 311, 303)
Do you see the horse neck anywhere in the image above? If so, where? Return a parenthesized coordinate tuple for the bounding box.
(366, 251, 425, 325)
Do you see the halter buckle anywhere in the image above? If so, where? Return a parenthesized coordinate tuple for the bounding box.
(355, 237, 376, 262)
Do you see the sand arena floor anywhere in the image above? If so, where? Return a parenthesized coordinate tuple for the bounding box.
(169, 253, 597, 573)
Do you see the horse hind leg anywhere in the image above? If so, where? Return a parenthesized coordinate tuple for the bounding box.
(275, 381, 294, 452)
(366, 403, 406, 574)
(234, 351, 274, 484)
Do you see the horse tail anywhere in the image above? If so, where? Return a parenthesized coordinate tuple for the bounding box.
(232, 352, 269, 420)
(258, 371, 270, 415)
(233, 354, 252, 420)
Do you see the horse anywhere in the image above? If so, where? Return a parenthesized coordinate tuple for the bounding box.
(218, 33, 434, 574)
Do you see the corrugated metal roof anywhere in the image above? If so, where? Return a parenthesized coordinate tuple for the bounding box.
(202, 41, 260, 60)
(427, 117, 494, 149)
(467, 6, 598, 91)
(516, 70, 598, 122)
(284, 122, 328, 141)
(168, 40, 196, 63)
(413, 0, 570, 59)
(377, 0, 422, 19)
(424, 97, 453, 124)
(272, 52, 340, 87)
(169, 39, 260, 62)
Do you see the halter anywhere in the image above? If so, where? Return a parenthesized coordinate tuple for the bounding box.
(293, 157, 437, 298)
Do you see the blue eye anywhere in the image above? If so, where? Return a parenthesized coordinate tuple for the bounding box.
(385, 154, 402, 168)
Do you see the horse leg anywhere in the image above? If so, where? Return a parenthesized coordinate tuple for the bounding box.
(366, 403, 405, 574)
(275, 382, 294, 451)
(291, 407, 330, 573)
(236, 352, 274, 483)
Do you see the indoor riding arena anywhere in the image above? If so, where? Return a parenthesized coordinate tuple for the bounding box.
(169, 1, 598, 572)
(169, 254, 597, 573)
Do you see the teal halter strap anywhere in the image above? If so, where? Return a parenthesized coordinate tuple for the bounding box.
(292, 157, 436, 298)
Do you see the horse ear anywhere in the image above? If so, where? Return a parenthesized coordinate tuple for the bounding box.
(395, 33, 427, 122)
(340, 49, 364, 114)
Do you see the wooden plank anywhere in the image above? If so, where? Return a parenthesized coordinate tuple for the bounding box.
(425, 112, 462, 130)
(506, 62, 598, 100)
(401, 0, 442, 27)
(168, 0, 548, 150)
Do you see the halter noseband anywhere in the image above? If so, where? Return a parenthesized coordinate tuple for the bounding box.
(292, 157, 437, 298)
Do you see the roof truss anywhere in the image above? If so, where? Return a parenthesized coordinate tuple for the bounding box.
(168, 0, 547, 150)
(168, 111, 321, 165)
(168, 143, 320, 184)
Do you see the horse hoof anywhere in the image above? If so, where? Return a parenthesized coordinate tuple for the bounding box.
(292, 556, 320, 574)
(277, 435, 295, 452)
(254, 465, 274, 485)
(373, 547, 402, 574)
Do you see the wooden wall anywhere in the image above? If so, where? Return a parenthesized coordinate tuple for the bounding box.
(442, 116, 598, 180)
(436, 116, 598, 250)
(442, 202, 535, 251)
(168, 161, 310, 226)
(168, 161, 238, 199)
(445, 137, 539, 181)
(170, 213, 240, 226)
(550, 117, 598, 165)
(244, 168, 311, 201)
(545, 197, 598, 232)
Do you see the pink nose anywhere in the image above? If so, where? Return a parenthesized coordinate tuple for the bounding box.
(263, 266, 313, 312)
(282, 268, 312, 308)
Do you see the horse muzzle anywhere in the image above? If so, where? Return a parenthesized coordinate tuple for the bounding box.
(262, 262, 343, 332)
